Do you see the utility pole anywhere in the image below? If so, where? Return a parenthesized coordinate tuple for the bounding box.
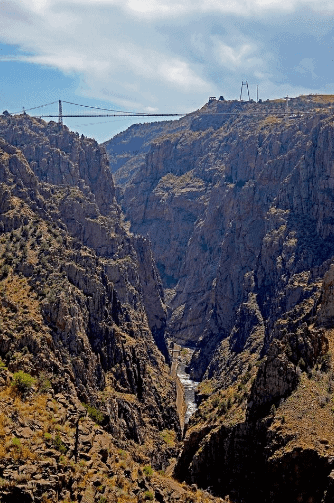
(284, 96, 289, 122)
(58, 100, 63, 126)
(257, 85, 259, 103)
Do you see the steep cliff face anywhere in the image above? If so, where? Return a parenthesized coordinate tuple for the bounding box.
(105, 95, 334, 501)
(174, 279, 334, 503)
(106, 95, 334, 362)
(0, 116, 169, 359)
(0, 115, 201, 502)
(193, 102, 334, 382)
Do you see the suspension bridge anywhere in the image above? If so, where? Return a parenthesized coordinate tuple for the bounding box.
(8, 100, 186, 125)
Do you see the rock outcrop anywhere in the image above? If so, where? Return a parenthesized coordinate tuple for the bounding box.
(0, 115, 224, 502)
(105, 95, 334, 370)
(105, 95, 334, 501)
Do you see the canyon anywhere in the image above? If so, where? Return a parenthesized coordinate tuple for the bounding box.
(105, 95, 334, 502)
(0, 94, 334, 502)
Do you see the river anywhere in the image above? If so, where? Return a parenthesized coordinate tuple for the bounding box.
(176, 359, 199, 424)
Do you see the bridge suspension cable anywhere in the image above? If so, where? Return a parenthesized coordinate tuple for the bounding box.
(38, 113, 185, 118)
(12, 101, 59, 115)
(11, 100, 186, 120)
(61, 100, 139, 114)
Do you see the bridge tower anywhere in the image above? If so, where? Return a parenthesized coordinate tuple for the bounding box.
(58, 100, 63, 126)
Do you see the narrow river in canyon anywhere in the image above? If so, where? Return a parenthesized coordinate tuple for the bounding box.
(173, 348, 199, 424)
(177, 361, 199, 423)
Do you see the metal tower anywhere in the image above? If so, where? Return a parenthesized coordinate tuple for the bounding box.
(240, 81, 250, 101)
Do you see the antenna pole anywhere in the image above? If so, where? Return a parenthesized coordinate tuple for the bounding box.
(284, 95, 289, 122)
(257, 85, 259, 103)
(58, 100, 63, 126)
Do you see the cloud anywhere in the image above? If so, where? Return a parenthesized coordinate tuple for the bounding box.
(0, 0, 213, 111)
(213, 38, 264, 72)
(10, 0, 334, 18)
(0, 0, 333, 121)
(295, 58, 317, 78)
(68, 0, 334, 17)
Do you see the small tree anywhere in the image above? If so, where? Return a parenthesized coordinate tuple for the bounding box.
(143, 465, 153, 478)
(12, 371, 35, 394)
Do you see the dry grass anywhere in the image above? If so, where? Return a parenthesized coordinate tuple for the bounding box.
(311, 94, 334, 104)
(0, 272, 45, 332)
(258, 115, 284, 129)
(268, 329, 334, 460)
(160, 429, 177, 447)
(0, 378, 227, 503)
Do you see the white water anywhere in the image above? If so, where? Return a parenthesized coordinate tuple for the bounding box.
(177, 361, 199, 424)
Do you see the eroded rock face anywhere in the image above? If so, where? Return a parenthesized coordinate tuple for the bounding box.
(105, 95, 334, 501)
(0, 115, 179, 472)
(105, 96, 334, 374)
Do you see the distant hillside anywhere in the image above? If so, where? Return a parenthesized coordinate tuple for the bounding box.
(102, 116, 193, 186)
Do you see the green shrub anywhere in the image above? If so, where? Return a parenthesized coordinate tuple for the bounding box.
(11, 437, 21, 449)
(53, 433, 67, 454)
(144, 491, 154, 501)
(118, 449, 127, 459)
(82, 403, 105, 424)
(160, 429, 175, 446)
(143, 465, 153, 478)
(59, 455, 67, 465)
(12, 371, 35, 394)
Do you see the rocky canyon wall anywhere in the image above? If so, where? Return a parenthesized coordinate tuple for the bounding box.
(105, 95, 334, 501)
(0, 114, 195, 502)
(105, 96, 334, 373)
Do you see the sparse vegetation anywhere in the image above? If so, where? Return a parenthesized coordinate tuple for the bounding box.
(11, 370, 35, 394)
(143, 465, 153, 478)
(160, 429, 176, 447)
(38, 372, 52, 393)
(82, 402, 105, 424)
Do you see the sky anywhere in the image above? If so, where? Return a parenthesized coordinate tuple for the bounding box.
(0, 0, 333, 143)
